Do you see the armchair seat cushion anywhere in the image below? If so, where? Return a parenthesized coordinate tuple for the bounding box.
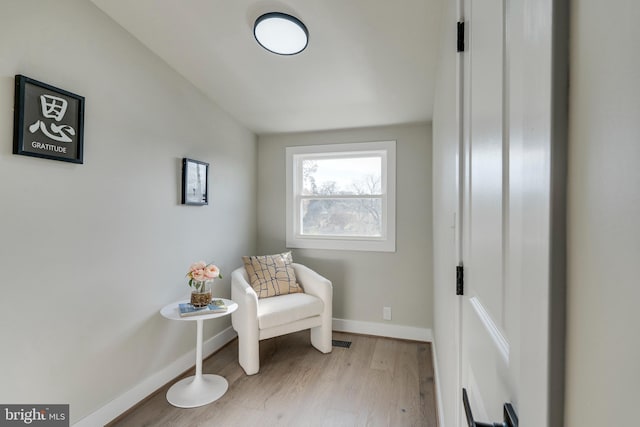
(258, 293, 324, 330)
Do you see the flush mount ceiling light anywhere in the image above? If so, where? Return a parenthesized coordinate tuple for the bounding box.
(254, 12, 308, 55)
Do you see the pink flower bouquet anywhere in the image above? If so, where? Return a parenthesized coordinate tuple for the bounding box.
(186, 261, 222, 292)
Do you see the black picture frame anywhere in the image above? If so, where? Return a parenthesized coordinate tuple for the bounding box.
(13, 75, 85, 164)
(182, 158, 209, 205)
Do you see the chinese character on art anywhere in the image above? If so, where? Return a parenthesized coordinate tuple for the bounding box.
(28, 94, 76, 143)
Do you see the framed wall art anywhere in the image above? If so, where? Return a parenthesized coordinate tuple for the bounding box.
(13, 74, 85, 164)
(182, 158, 209, 205)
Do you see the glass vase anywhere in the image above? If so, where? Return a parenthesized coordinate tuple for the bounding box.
(190, 280, 213, 308)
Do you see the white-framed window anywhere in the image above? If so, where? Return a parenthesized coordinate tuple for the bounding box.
(286, 140, 396, 252)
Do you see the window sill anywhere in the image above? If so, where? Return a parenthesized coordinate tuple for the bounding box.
(286, 236, 396, 252)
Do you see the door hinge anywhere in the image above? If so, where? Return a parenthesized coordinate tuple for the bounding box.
(456, 265, 464, 295)
(457, 21, 465, 52)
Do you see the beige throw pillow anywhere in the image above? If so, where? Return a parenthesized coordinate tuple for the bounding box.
(242, 252, 303, 299)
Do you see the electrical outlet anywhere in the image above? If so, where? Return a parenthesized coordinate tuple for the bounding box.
(383, 306, 392, 321)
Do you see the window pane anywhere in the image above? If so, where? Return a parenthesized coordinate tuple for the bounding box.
(302, 156, 382, 196)
(301, 198, 382, 237)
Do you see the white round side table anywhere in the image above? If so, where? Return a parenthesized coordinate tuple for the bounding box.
(160, 298, 238, 408)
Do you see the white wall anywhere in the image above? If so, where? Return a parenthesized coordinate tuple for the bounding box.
(0, 0, 256, 424)
(565, 0, 640, 425)
(257, 124, 433, 333)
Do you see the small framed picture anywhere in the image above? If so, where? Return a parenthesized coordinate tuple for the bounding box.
(182, 158, 209, 205)
(13, 74, 85, 164)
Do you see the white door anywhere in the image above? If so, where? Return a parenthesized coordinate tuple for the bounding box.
(458, 0, 567, 425)
(460, 0, 515, 423)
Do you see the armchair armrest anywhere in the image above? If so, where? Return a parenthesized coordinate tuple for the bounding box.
(231, 266, 261, 374)
(231, 267, 259, 332)
(292, 263, 333, 354)
(292, 262, 332, 314)
(293, 263, 332, 298)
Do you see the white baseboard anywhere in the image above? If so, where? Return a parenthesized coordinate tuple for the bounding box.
(73, 326, 237, 427)
(431, 338, 446, 427)
(332, 318, 432, 342)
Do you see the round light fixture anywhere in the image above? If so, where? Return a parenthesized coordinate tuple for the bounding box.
(254, 12, 308, 55)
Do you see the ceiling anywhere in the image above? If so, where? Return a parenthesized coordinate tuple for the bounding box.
(90, 0, 444, 135)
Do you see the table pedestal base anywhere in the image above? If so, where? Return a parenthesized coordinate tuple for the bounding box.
(166, 374, 228, 408)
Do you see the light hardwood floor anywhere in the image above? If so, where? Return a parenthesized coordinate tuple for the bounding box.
(108, 331, 438, 427)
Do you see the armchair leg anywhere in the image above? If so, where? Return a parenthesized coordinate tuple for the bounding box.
(238, 334, 260, 375)
(310, 324, 332, 354)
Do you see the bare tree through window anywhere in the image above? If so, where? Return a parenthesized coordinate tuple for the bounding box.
(300, 158, 382, 237)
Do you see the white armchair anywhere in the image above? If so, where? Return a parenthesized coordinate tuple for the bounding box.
(231, 263, 333, 375)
